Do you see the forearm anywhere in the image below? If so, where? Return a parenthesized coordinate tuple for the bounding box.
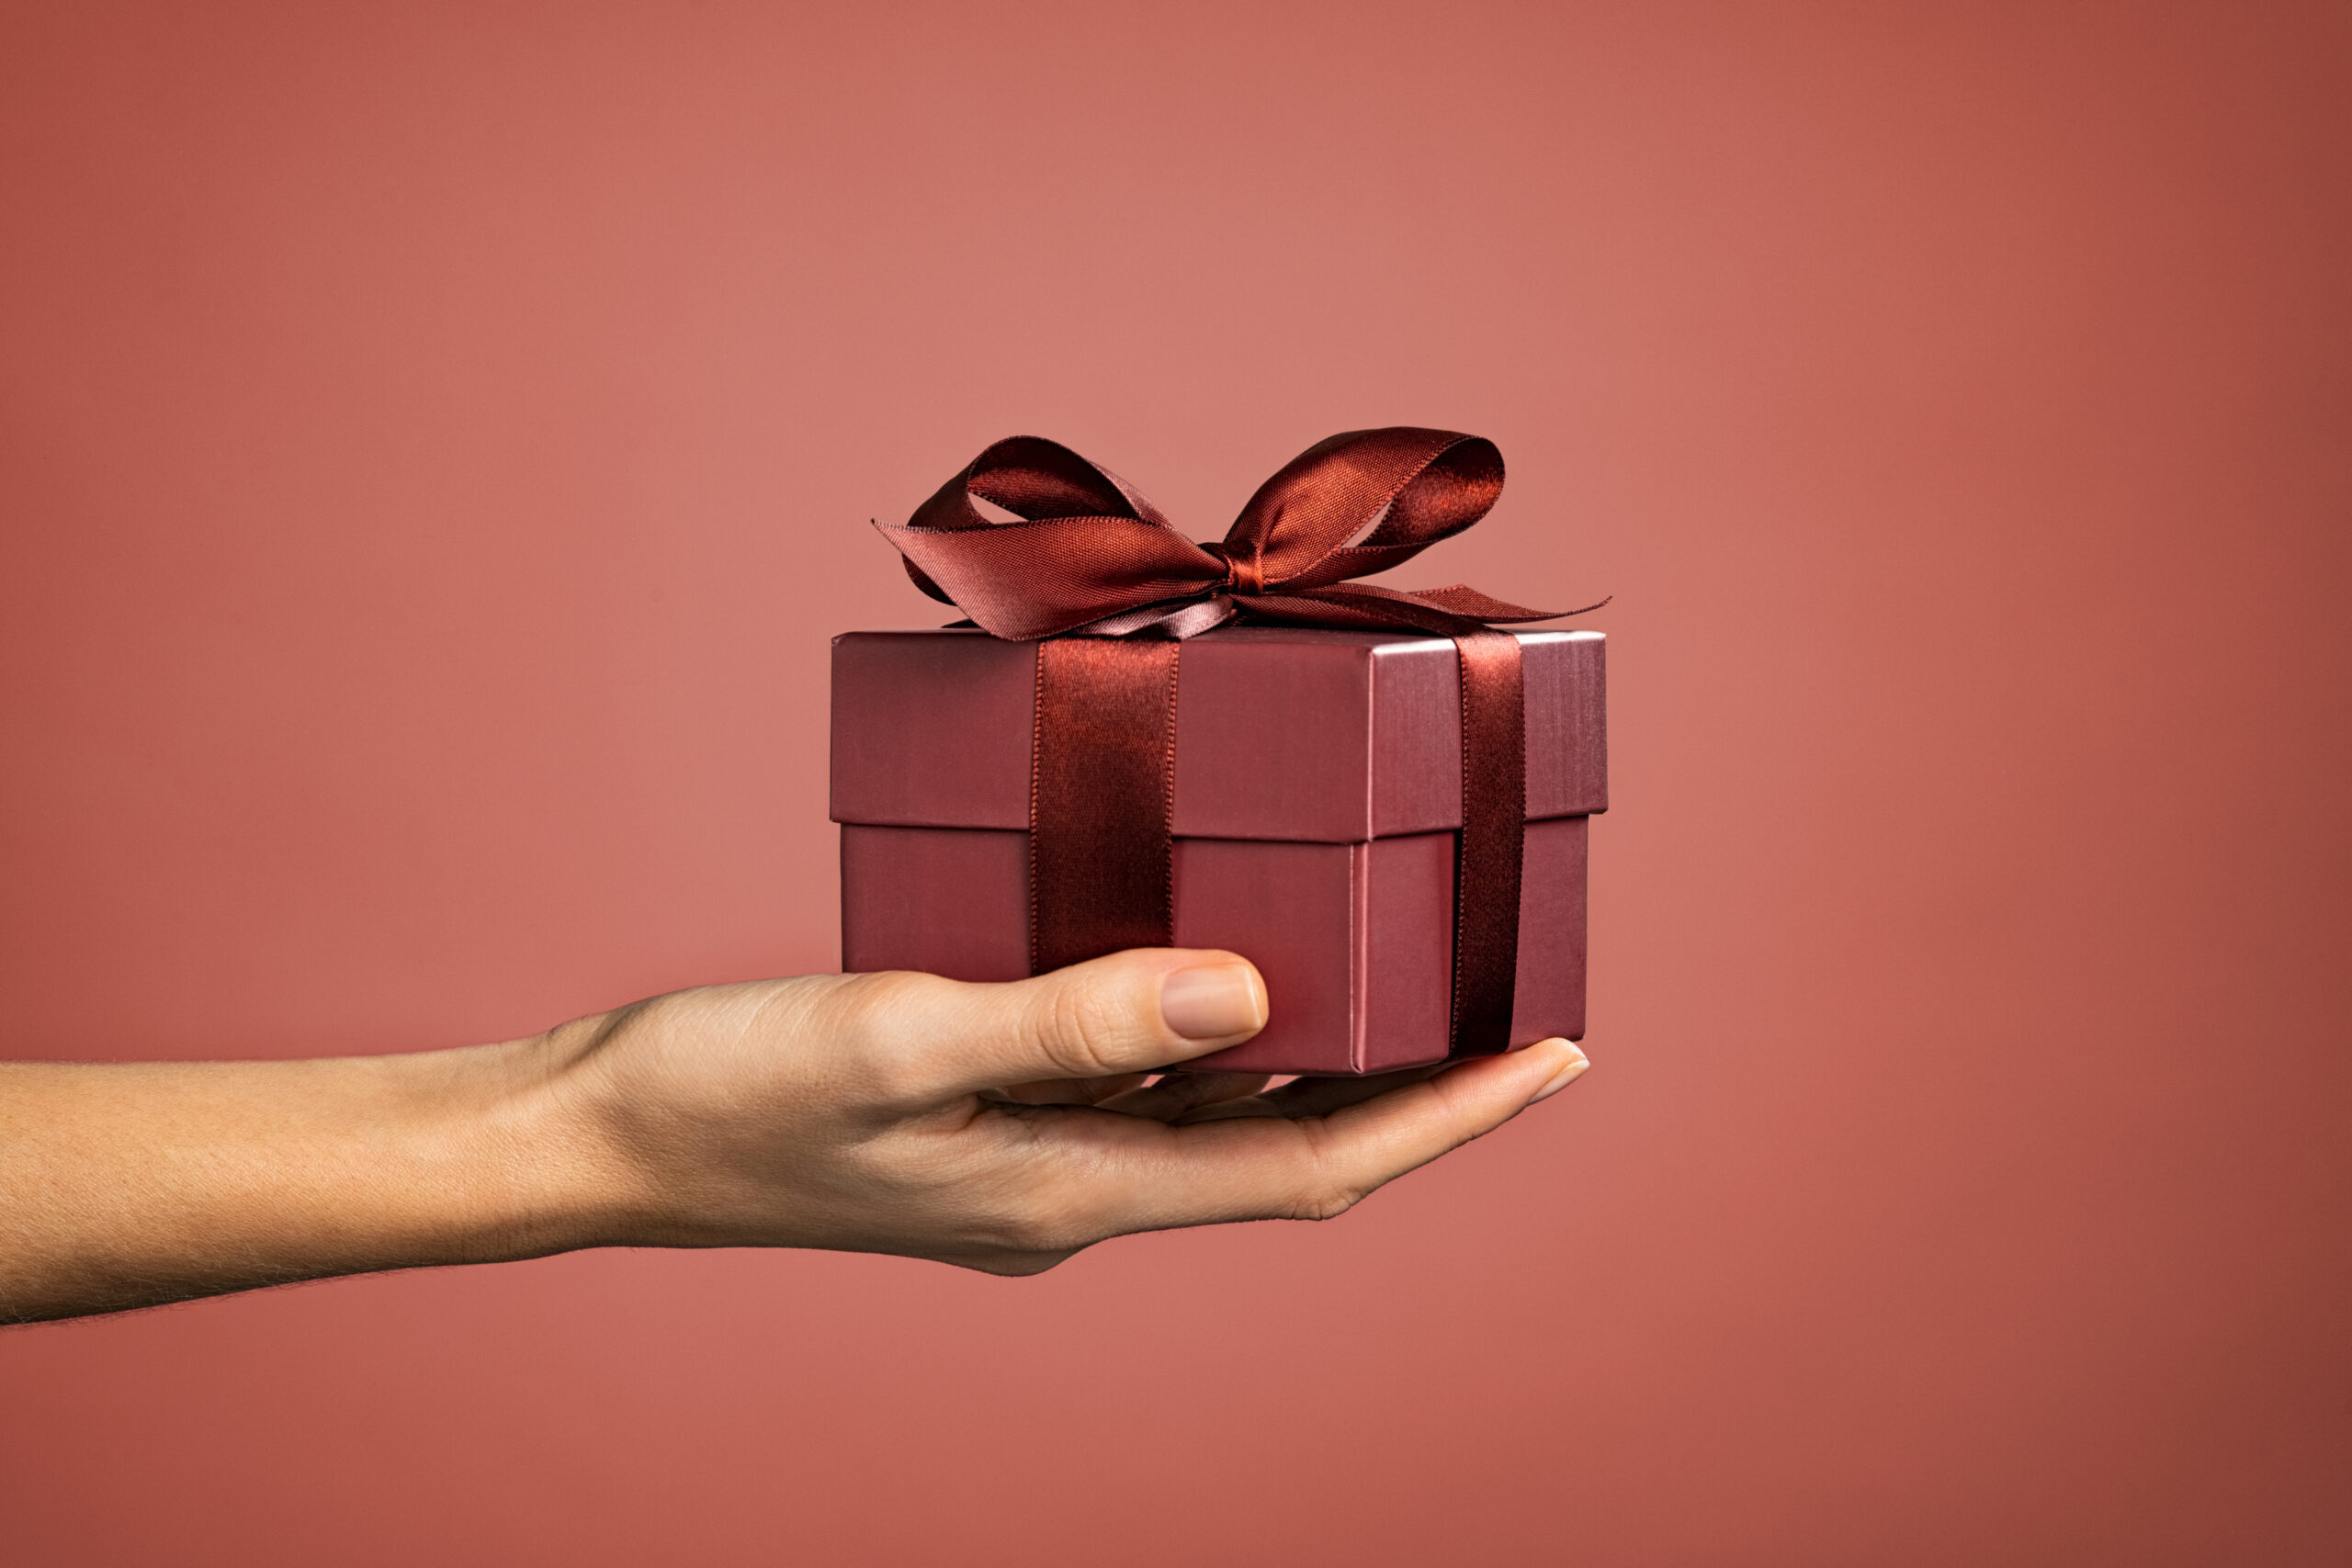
(0, 1042, 610, 1324)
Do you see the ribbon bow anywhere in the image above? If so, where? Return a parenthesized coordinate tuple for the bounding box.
(873, 429, 1600, 1064)
(877, 427, 1589, 642)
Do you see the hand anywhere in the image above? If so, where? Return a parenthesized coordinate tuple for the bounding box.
(544, 947, 1591, 1274)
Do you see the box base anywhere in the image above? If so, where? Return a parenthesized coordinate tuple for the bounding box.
(841, 819, 1587, 1076)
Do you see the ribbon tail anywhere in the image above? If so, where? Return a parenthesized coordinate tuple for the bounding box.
(870, 519, 962, 606)
(1239, 587, 1491, 636)
(1377, 584, 1611, 623)
(1070, 594, 1238, 640)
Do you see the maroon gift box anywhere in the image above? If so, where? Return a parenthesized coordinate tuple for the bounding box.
(831, 624, 1606, 1075)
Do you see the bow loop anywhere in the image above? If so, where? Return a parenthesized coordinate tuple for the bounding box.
(1222, 429, 1504, 586)
(913, 435, 1169, 530)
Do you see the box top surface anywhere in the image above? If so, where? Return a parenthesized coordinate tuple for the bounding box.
(831, 625, 1606, 842)
(831, 626, 1605, 651)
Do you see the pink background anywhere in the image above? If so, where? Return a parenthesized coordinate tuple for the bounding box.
(3, 4, 2346, 1562)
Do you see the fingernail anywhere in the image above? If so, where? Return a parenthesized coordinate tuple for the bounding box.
(1527, 1042, 1590, 1103)
(1159, 963, 1268, 1041)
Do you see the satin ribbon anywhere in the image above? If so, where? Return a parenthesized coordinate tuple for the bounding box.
(875, 428, 1596, 1059)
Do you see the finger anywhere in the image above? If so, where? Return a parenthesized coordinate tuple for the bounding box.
(1051, 1039, 1591, 1236)
(1181, 1064, 1446, 1122)
(1095, 1071, 1272, 1122)
(841, 949, 1269, 1103)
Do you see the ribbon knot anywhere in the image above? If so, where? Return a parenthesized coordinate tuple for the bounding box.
(1197, 541, 1263, 598)
(871, 429, 1603, 1063)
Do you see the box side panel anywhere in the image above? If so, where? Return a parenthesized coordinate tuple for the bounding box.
(1173, 838, 1361, 1075)
(1356, 816, 1589, 1067)
(831, 631, 1034, 829)
(1368, 639, 1459, 838)
(1369, 629, 1609, 836)
(1523, 632, 1607, 820)
(1510, 815, 1589, 1044)
(1171, 635, 1375, 842)
(839, 824, 1029, 981)
(1360, 831, 1459, 1073)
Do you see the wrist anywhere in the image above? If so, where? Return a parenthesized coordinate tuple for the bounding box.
(424, 1032, 645, 1263)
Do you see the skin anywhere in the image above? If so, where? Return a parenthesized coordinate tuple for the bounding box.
(0, 948, 1589, 1325)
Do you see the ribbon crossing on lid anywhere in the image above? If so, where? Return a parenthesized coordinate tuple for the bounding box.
(874, 428, 1602, 1060)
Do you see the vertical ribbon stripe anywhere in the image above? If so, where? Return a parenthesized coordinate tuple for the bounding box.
(1447, 628, 1527, 1056)
(1030, 637, 1181, 974)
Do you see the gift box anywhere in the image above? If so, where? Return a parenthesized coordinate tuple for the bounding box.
(832, 623, 1606, 1075)
(832, 427, 1607, 1076)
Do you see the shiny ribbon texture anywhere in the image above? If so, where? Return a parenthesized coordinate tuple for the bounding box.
(875, 428, 1595, 1059)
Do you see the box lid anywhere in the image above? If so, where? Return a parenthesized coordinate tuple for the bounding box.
(831, 626, 1605, 843)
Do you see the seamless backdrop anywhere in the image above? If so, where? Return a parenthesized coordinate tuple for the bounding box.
(3, 4, 2348, 1565)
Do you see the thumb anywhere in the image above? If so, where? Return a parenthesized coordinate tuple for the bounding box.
(847, 949, 1269, 1100)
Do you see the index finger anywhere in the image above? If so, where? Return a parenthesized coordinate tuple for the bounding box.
(1037, 1038, 1592, 1237)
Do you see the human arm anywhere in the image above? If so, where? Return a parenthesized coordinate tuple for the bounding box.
(0, 948, 1589, 1323)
